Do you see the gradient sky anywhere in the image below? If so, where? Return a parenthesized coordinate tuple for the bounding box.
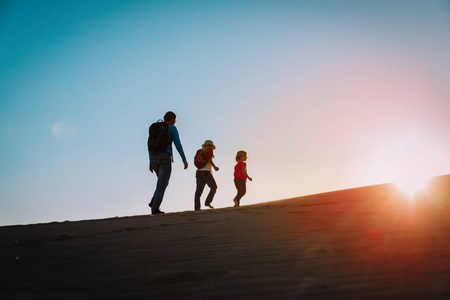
(1, 0, 449, 226)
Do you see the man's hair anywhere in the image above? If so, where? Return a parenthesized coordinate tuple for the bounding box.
(236, 150, 247, 162)
(164, 111, 177, 122)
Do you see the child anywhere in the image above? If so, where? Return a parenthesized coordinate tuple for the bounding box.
(194, 140, 219, 210)
(233, 150, 252, 207)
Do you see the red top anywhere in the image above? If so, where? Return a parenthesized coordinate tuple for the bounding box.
(234, 161, 247, 180)
(204, 147, 214, 160)
(197, 147, 214, 171)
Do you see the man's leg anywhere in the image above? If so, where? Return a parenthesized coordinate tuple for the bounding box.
(151, 153, 172, 212)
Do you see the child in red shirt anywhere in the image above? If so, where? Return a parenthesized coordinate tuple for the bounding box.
(233, 150, 252, 207)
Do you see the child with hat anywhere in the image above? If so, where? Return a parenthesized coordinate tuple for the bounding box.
(194, 140, 219, 210)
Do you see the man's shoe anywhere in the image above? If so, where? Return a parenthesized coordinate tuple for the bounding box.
(152, 210, 165, 215)
(206, 204, 214, 209)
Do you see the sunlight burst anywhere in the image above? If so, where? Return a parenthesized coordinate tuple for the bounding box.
(394, 173, 430, 198)
(366, 131, 442, 201)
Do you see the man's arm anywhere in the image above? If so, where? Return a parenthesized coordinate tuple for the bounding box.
(148, 149, 154, 173)
(169, 125, 188, 169)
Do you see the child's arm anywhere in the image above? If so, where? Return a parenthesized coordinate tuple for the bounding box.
(208, 157, 219, 171)
(242, 165, 252, 181)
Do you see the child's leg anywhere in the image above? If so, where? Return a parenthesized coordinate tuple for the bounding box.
(203, 172, 217, 206)
(194, 171, 207, 210)
(234, 177, 246, 205)
(238, 181, 246, 205)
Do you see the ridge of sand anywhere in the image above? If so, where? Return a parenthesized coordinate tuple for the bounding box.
(1, 175, 449, 299)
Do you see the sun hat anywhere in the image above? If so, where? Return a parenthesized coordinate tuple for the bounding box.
(202, 140, 216, 149)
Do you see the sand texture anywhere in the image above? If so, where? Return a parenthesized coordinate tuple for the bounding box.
(1, 175, 450, 299)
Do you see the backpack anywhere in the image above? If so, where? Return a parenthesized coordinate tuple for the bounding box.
(147, 120, 169, 152)
(194, 149, 208, 169)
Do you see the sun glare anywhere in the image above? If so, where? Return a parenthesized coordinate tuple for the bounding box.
(367, 132, 441, 200)
(394, 174, 431, 198)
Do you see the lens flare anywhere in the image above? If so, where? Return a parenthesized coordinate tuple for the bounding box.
(366, 132, 444, 201)
(395, 173, 430, 199)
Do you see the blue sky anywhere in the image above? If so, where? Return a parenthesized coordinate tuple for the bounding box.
(1, 0, 450, 226)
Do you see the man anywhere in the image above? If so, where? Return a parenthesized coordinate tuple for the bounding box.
(148, 111, 188, 215)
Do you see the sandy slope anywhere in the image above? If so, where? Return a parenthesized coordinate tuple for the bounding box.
(1, 175, 450, 299)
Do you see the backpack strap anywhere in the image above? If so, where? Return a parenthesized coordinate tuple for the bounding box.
(166, 123, 174, 162)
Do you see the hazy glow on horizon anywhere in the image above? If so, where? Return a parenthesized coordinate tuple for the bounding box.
(1, 0, 449, 226)
(368, 132, 441, 198)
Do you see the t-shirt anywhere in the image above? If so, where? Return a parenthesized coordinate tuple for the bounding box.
(198, 148, 214, 172)
(234, 161, 247, 180)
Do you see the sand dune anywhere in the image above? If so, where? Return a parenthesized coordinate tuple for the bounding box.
(1, 175, 450, 299)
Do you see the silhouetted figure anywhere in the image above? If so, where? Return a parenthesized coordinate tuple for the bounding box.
(233, 150, 252, 207)
(193, 140, 219, 210)
(148, 111, 188, 215)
